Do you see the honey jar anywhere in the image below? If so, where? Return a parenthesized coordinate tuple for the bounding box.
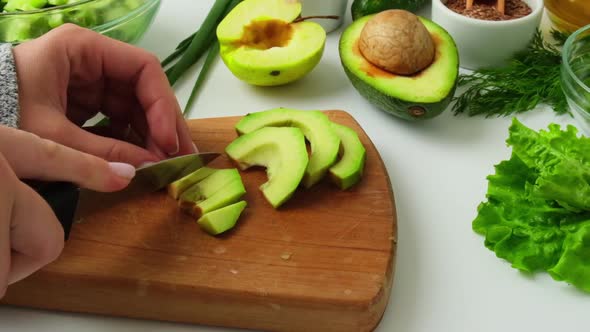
(545, 0, 590, 33)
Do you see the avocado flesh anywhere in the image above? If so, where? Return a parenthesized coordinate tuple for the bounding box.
(225, 126, 308, 208)
(168, 167, 216, 199)
(235, 108, 340, 188)
(179, 168, 241, 204)
(198, 201, 248, 235)
(339, 15, 459, 120)
(219, 21, 326, 86)
(329, 123, 367, 190)
(191, 178, 247, 218)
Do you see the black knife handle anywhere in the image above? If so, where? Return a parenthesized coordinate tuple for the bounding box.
(23, 180, 80, 241)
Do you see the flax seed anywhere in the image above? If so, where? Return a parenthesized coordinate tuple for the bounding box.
(445, 0, 532, 21)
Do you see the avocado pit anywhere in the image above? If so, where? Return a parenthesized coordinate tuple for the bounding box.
(358, 10, 435, 76)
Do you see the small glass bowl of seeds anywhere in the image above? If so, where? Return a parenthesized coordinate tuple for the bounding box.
(431, 0, 544, 70)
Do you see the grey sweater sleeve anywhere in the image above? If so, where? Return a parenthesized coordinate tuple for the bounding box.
(0, 43, 19, 128)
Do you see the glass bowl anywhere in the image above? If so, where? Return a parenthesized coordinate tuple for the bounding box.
(0, 0, 161, 45)
(561, 24, 590, 134)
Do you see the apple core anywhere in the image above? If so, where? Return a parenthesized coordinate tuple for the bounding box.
(236, 19, 294, 50)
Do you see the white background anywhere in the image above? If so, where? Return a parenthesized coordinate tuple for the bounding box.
(1, 1, 588, 331)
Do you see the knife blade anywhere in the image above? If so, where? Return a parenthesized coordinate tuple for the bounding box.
(25, 152, 220, 240)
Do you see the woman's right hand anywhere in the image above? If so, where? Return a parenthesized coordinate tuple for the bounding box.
(0, 125, 137, 298)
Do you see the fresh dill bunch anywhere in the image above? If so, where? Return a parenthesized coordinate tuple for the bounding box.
(551, 29, 571, 46)
(452, 29, 569, 118)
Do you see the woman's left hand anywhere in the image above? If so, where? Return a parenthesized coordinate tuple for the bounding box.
(12, 24, 197, 167)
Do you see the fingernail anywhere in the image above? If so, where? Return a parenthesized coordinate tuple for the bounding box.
(192, 142, 199, 153)
(169, 134, 180, 156)
(109, 162, 136, 180)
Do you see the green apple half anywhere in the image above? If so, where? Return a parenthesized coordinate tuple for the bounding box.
(216, 0, 326, 86)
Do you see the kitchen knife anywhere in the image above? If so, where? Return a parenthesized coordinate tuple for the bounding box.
(24, 152, 220, 240)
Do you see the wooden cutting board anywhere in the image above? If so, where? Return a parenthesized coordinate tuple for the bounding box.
(2, 110, 397, 332)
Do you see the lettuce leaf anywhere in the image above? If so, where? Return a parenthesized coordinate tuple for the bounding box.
(474, 118, 590, 293)
(508, 119, 590, 211)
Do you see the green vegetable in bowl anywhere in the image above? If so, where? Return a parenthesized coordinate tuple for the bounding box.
(473, 118, 590, 293)
(0, 0, 152, 44)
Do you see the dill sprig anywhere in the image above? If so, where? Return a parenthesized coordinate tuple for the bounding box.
(452, 29, 569, 117)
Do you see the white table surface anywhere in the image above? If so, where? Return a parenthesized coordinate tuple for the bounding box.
(1, 1, 588, 331)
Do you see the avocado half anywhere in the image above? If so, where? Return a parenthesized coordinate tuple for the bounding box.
(339, 14, 459, 120)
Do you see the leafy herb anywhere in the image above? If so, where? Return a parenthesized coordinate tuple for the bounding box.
(165, 0, 231, 86)
(452, 29, 568, 117)
(550, 29, 571, 46)
(183, 40, 220, 116)
(473, 118, 590, 293)
(161, 0, 241, 117)
(160, 32, 196, 68)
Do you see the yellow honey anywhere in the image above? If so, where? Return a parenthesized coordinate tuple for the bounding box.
(545, 0, 590, 33)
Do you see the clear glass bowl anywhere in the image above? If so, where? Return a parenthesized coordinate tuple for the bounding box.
(0, 0, 161, 45)
(562, 24, 590, 134)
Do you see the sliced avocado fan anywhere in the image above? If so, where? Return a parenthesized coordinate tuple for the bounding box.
(235, 108, 340, 188)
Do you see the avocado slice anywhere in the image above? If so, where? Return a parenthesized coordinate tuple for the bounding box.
(235, 108, 340, 188)
(339, 14, 459, 120)
(225, 126, 308, 208)
(168, 167, 217, 199)
(189, 178, 247, 218)
(329, 123, 367, 190)
(198, 201, 247, 236)
(179, 168, 241, 204)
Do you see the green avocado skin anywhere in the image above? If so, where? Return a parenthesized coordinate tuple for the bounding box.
(341, 65, 457, 120)
(351, 0, 430, 20)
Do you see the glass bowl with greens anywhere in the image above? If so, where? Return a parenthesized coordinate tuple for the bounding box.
(0, 0, 161, 45)
(562, 24, 590, 134)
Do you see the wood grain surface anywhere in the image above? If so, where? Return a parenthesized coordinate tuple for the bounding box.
(2, 110, 398, 332)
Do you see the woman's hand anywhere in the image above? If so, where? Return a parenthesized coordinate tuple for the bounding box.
(0, 125, 136, 297)
(12, 24, 196, 167)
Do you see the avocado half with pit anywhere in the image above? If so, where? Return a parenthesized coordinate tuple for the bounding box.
(339, 10, 459, 120)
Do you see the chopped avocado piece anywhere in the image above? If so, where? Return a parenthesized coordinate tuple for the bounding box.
(198, 201, 247, 235)
(168, 167, 217, 200)
(235, 108, 340, 188)
(329, 123, 367, 190)
(1, 19, 31, 43)
(179, 168, 241, 203)
(226, 127, 308, 208)
(339, 13, 459, 120)
(191, 178, 246, 218)
(4, 0, 47, 12)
